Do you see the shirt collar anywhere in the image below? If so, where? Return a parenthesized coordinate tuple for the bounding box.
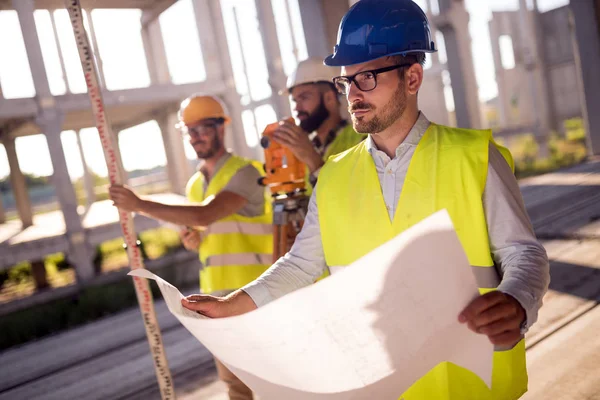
(365, 112, 431, 158)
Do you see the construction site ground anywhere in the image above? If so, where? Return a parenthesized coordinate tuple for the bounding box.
(1, 159, 599, 400)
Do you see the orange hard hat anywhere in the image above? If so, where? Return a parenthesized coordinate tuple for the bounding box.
(177, 95, 231, 126)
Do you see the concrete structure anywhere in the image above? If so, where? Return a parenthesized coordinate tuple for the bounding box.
(0, 0, 300, 287)
(488, 1, 600, 156)
(432, 0, 482, 129)
(569, 0, 600, 155)
(489, 6, 569, 138)
(0, 0, 482, 296)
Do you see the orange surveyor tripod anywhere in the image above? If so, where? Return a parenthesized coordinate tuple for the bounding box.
(272, 194, 309, 261)
(258, 119, 309, 261)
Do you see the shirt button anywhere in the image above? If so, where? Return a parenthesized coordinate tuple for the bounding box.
(387, 169, 393, 174)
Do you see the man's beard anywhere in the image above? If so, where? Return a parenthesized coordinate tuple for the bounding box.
(299, 96, 330, 133)
(195, 133, 222, 159)
(349, 83, 406, 134)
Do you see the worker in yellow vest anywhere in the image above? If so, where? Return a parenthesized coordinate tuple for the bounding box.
(180, 1, 550, 399)
(273, 57, 366, 192)
(109, 94, 271, 400)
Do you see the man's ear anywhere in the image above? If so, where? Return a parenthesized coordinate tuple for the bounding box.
(406, 64, 424, 96)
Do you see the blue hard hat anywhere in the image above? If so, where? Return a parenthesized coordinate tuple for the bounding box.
(324, 0, 437, 67)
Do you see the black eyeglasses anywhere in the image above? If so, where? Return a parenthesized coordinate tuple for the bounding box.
(332, 63, 413, 95)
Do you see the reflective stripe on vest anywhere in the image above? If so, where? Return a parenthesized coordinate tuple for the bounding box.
(186, 155, 273, 294)
(205, 220, 273, 236)
(317, 123, 526, 400)
(205, 253, 272, 267)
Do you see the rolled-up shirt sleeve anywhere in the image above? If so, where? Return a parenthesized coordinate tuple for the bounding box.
(485, 144, 550, 332)
(242, 189, 328, 307)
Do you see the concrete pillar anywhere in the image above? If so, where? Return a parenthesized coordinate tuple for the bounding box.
(15, 0, 94, 281)
(0, 189, 5, 224)
(420, 9, 450, 126)
(84, 9, 106, 89)
(5, 138, 33, 227)
(193, 0, 258, 160)
(31, 260, 50, 290)
(518, 0, 550, 157)
(254, 0, 291, 119)
(570, 0, 600, 155)
(321, 0, 350, 55)
(157, 112, 190, 194)
(76, 129, 95, 208)
(50, 9, 70, 94)
(434, 0, 482, 129)
(298, 0, 333, 59)
(40, 113, 95, 282)
(140, 11, 171, 85)
(13, 0, 51, 101)
(488, 15, 510, 127)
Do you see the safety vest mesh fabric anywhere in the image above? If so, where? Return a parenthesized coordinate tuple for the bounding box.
(185, 155, 273, 294)
(317, 123, 526, 400)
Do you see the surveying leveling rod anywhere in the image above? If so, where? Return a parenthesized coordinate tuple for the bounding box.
(64, 1, 175, 398)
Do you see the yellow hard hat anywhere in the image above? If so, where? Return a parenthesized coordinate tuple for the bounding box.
(178, 95, 231, 126)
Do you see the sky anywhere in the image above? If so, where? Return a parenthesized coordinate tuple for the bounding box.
(0, 0, 570, 180)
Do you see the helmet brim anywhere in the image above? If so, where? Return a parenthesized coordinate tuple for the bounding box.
(324, 48, 437, 67)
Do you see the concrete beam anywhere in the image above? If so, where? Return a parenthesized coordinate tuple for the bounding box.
(570, 0, 600, 155)
(0, 98, 38, 119)
(112, 104, 178, 132)
(157, 112, 190, 195)
(140, 0, 177, 27)
(4, 137, 33, 227)
(76, 129, 95, 209)
(140, 12, 171, 85)
(2, 0, 162, 10)
(38, 112, 95, 282)
(0, 81, 227, 120)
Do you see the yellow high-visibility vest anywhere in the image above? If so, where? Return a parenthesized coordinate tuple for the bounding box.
(304, 124, 367, 197)
(317, 123, 527, 400)
(324, 123, 368, 161)
(186, 155, 273, 294)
